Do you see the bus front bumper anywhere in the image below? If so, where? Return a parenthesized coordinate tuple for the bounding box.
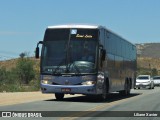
(41, 84, 97, 95)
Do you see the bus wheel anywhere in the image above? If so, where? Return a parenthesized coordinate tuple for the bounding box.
(119, 80, 130, 96)
(55, 93, 64, 100)
(100, 82, 107, 101)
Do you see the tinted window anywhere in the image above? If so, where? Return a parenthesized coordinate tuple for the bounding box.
(44, 29, 70, 41)
(153, 76, 160, 80)
(137, 76, 149, 79)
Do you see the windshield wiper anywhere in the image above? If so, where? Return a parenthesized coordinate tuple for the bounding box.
(65, 62, 81, 75)
(53, 58, 66, 75)
(72, 62, 81, 75)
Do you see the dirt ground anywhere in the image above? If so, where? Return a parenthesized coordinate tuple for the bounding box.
(0, 91, 53, 106)
(0, 92, 82, 106)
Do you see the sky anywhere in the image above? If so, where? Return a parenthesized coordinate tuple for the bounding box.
(0, 0, 160, 60)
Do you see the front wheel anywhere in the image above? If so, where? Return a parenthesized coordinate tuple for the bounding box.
(55, 93, 64, 100)
(101, 84, 107, 101)
(99, 80, 109, 101)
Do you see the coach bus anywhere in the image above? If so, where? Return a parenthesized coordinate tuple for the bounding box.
(35, 24, 137, 101)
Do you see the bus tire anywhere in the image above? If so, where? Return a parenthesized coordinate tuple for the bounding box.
(101, 84, 107, 101)
(55, 93, 64, 100)
(100, 79, 109, 101)
(119, 79, 130, 96)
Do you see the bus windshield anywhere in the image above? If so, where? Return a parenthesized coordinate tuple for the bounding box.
(41, 29, 98, 75)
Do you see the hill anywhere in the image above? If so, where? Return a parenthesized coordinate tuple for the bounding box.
(0, 57, 39, 71)
(136, 43, 160, 58)
(137, 57, 160, 73)
(0, 59, 17, 70)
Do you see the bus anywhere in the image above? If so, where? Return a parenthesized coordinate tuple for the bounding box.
(35, 24, 137, 101)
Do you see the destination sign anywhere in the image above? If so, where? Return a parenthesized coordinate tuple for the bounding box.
(76, 34, 93, 38)
(44, 29, 98, 41)
(71, 29, 98, 40)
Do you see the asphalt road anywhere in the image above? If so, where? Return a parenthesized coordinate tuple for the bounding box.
(1, 87, 160, 120)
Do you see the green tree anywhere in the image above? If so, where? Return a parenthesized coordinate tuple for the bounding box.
(19, 52, 26, 58)
(16, 58, 35, 84)
(0, 67, 7, 85)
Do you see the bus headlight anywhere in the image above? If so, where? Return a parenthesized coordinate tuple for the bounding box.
(82, 81, 96, 85)
(41, 75, 53, 84)
(41, 80, 52, 85)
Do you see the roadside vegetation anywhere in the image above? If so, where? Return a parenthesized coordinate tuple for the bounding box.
(0, 53, 40, 92)
(0, 54, 160, 92)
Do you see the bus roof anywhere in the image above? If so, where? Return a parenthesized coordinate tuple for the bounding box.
(48, 24, 100, 29)
(47, 24, 135, 47)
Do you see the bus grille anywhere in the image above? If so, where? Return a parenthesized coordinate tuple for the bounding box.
(52, 82, 82, 85)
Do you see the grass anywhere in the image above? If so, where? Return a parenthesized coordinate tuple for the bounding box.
(0, 58, 40, 92)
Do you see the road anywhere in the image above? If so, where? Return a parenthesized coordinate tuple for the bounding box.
(0, 87, 160, 120)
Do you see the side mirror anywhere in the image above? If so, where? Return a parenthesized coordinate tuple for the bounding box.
(35, 41, 43, 59)
(35, 47, 39, 58)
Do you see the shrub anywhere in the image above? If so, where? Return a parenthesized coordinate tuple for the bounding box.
(16, 58, 35, 84)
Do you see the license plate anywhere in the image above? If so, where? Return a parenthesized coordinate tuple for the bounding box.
(61, 88, 71, 92)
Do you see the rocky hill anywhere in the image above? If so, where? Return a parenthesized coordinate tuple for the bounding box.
(136, 43, 160, 58)
(136, 43, 160, 74)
